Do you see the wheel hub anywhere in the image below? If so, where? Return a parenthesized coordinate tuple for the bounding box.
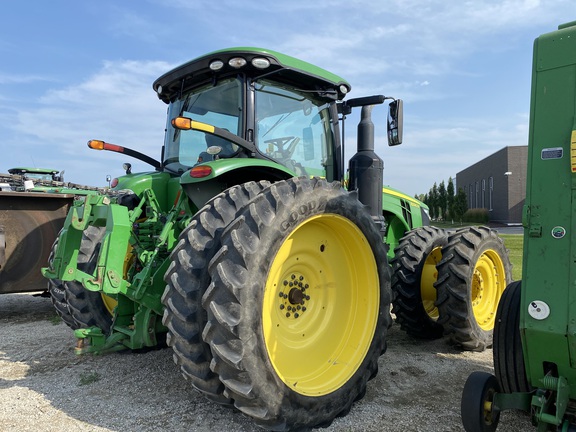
(278, 273, 310, 319)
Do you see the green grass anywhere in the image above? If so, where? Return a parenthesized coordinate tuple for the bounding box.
(48, 314, 62, 325)
(78, 372, 101, 386)
(430, 221, 479, 229)
(500, 234, 523, 281)
(430, 222, 524, 281)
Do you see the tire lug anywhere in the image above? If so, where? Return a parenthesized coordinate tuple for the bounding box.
(294, 313, 299, 318)
(280, 304, 285, 310)
(279, 292, 284, 298)
(286, 313, 291, 317)
(302, 307, 307, 311)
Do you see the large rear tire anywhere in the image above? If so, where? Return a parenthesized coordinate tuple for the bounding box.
(391, 226, 447, 339)
(435, 226, 512, 351)
(493, 280, 530, 393)
(202, 177, 391, 430)
(162, 181, 270, 406)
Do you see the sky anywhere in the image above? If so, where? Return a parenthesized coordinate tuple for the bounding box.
(0, 1, 574, 196)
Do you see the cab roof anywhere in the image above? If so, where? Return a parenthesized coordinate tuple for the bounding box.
(153, 47, 351, 103)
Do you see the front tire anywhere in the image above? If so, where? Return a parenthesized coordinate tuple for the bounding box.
(47, 231, 77, 328)
(202, 177, 391, 430)
(435, 226, 512, 351)
(64, 226, 113, 333)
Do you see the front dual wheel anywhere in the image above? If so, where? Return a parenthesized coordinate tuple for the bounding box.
(195, 177, 391, 430)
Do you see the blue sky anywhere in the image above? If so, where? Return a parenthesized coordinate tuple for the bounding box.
(0, 1, 573, 196)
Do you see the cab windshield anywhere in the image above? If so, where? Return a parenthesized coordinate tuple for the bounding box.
(163, 76, 334, 178)
(254, 79, 334, 177)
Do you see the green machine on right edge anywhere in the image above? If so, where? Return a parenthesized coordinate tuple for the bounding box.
(462, 21, 576, 432)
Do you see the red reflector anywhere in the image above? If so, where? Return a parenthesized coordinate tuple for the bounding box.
(190, 166, 212, 178)
(110, 178, 119, 188)
(103, 143, 124, 152)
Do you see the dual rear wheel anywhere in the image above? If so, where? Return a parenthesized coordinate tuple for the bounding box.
(163, 177, 391, 430)
(392, 225, 512, 351)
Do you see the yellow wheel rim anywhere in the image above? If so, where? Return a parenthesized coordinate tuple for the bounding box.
(263, 214, 380, 397)
(101, 293, 117, 315)
(471, 249, 506, 331)
(420, 247, 441, 320)
(100, 245, 134, 315)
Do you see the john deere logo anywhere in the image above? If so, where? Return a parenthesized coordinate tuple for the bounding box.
(551, 226, 566, 239)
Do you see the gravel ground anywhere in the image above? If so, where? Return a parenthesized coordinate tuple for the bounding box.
(1, 292, 533, 431)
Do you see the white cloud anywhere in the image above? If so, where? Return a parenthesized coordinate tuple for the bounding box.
(5, 59, 174, 186)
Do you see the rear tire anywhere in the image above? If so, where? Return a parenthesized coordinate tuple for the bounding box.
(435, 226, 511, 351)
(202, 177, 391, 430)
(162, 181, 270, 406)
(493, 280, 530, 393)
(391, 226, 447, 339)
(461, 371, 501, 432)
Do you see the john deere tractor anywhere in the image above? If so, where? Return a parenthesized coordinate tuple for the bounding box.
(461, 21, 576, 431)
(43, 47, 509, 430)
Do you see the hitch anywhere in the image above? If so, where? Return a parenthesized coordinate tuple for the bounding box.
(74, 327, 127, 355)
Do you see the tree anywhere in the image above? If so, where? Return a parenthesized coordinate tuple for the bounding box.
(447, 177, 455, 220)
(453, 187, 468, 221)
(438, 181, 447, 220)
(429, 183, 438, 220)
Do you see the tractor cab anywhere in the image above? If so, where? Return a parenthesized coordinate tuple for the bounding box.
(154, 48, 349, 182)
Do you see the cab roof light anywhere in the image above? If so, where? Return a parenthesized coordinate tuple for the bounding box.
(209, 60, 224, 71)
(190, 165, 212, 178)
(228, 57, 247, 68)
(251, 57, 270, 69)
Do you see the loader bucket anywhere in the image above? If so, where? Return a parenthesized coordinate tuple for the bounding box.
(0, 192, 74, 293)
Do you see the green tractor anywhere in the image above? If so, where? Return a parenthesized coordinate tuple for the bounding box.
(461, 21, 576, 431)
(43, 47, 507, 430)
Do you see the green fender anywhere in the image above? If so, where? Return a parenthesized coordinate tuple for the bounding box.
(382, 186, 429, 260)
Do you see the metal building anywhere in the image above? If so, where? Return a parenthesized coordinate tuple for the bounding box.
(456, 146, 527, 224)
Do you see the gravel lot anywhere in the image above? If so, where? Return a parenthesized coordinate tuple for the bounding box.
(1, 292, 533, 431)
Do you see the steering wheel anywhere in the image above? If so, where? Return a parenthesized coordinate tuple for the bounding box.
(264, 136, 300, 158)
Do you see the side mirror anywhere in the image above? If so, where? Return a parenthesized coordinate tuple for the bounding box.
(387, 99, 403, 146)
